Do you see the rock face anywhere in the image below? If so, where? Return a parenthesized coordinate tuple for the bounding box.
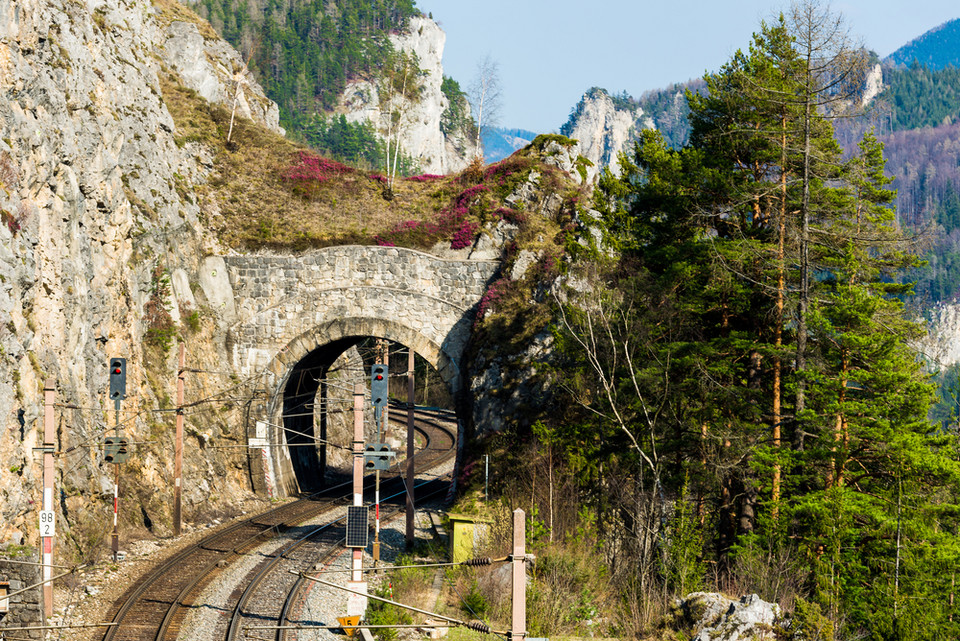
(560, 87, 651, 181)
(919, 302, 960, 367)
(679, 592, 781, 641)
(337, 16, 476, 175)
(862, 63, 884, 106)
(0, 0, 278, 546)
(163, 20, 283, 134)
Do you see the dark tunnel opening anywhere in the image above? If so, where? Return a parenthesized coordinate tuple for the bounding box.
(282, 336, 359, 493)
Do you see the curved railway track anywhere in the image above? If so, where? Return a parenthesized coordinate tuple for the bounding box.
(100, 407, 457, 641)
(225, 477, 450, 641)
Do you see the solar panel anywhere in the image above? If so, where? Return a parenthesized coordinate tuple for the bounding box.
(345, 505, 368, 548)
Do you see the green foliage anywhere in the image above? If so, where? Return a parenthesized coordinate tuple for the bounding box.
(788, 598, 835, 641)
(181, 308, 201, 334)
(143, 266, 176, 353)
(366, 583, 412, 641)
(193, 0, 420, 136)
(460, 580, 490, 619)
(661, 482, 705, 596)
(441, 75, 474, 139)
(300, 115, 383, 168)
(540, 14, 960, 639)
(525, 543, 607, 637)
(886, 19, 960, 71)
(3, 543, 35, 557)
(879, 63, 960, 131)
(526, 133, 577, 153)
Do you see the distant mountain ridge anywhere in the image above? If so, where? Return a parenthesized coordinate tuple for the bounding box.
(482, 127, 537, 163)
(886, 18, 960, 69)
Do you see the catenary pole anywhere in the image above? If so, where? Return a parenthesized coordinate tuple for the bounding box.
(512, 509, 527, 641)
(405, 348, 415, 546)
(174, 343, 185, 536)
(42, 378, 55, 619)
(347, 382, 368, 616)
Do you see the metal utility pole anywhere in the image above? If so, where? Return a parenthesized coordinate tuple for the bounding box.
(370, 360, 388, 567)
(512, 509, 527, 641)
(112, 400, 120, 561)
(405, 348, 415, 547)
(108, 357, 126, 562)
(380, 340, 390, 438)
(174, 344, 185, 536)
(41, 379, 56, 619)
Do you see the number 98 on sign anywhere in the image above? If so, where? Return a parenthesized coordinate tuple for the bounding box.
(39, 510, 55, 537)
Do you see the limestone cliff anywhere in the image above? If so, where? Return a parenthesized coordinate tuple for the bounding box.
(0, 0, 279, 548)
(337, 16, 476, 175)
(560, 87, 651, 182)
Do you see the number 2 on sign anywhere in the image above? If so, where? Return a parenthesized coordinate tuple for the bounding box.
(39, 510, 55, 537)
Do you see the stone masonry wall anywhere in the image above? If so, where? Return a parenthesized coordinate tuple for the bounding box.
(0, 551, 42, 639)
(223, 246, 500, 380)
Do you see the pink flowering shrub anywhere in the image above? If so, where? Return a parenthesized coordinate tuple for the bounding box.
(493, 207, 526, 225)
(450, 220, 479, 250)
(375, 184, 490, 249)
(281, 151, 353, 198)
(403, 174, 445, 182)
(369, 173, 388, 185)
(476, 278, 509, 323)
(2, 210, 20, 235)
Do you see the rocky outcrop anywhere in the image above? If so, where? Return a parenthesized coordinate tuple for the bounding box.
(861, 63, 884, 106)
(560, 87, 650, 181)
(337, 16, 475, 175)
(0, 0, 278, 546)
(919, 302, 960, 367)
(678, 593, 781, 641)
(163, 20, 283, 134)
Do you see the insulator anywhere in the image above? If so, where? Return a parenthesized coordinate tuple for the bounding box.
(466, 621, 491, 634)
(463, 557, 492, 566)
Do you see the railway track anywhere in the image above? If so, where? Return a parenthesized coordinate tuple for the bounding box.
(99, 407, 457, 641)
(225, 477, 451, 641)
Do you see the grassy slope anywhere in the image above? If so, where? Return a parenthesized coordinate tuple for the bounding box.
(160, 62, 580, 254)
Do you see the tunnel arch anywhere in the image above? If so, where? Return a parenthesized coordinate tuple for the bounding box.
(252, 318, 460, 496)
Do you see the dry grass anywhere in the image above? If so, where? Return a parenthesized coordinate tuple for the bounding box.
(151, 0, 220, 40)
(160, 69, 580, 254)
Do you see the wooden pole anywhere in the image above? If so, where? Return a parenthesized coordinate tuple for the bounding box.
(174, 343, 185, 536)
(511, 509, 526, 641)
(406, 348, 415, 547)
(42, 378, 55, 619)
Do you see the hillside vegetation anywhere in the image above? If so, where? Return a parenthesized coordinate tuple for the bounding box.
(161, 68, 577, 253)
(886, 18, 960, 69)
(456, 10, 960, 640)
(191, 0, 418, 126)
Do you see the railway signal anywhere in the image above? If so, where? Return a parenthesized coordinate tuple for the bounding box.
(107, 356, 127, 562)
(371, 364, 388, 407)
(109, 358, 126, 400)
(104, 436, 130, 464)
(364, 443, 395, 471)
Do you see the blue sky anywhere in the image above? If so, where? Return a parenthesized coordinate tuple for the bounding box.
(414, 1, 959, 133)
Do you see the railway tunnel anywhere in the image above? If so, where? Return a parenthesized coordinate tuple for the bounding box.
(220, 246, 498, 497)
(277, 335, 458, 495)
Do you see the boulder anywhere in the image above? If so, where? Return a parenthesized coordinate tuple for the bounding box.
(679, 592, 781, 641)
